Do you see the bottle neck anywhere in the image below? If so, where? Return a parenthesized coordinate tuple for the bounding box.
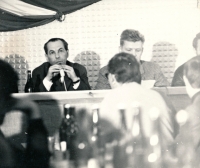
(119, 109, 127, 131)
(27, 74, 32, 80)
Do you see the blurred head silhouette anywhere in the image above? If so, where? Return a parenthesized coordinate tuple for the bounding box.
(0, 59, 18, 124)
(107, 52, 141, 89)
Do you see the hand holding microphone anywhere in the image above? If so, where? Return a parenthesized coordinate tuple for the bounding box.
(46, 64, 79, 84)
(62, 65, 79, 82)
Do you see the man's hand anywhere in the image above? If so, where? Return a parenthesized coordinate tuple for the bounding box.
(46, 65, 62, 81)
(62, 65, 79, 82)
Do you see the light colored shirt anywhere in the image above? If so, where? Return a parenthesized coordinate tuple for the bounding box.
(95, 60, 169, 90)
(100, 82, 174, 146)
(43, 77, 80, 91)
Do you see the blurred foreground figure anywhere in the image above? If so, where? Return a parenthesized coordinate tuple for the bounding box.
(100, 52, 176, 167)
(0, 60, 50, 168)
(175, 56, 200, 166)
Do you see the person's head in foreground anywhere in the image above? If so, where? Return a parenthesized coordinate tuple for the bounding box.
(0, 59, 48, 167)
(119, 29, 145, 62)
(107, 52, 141, 89)
(0, 59, 41, 124)
(192, 33, 200, 55)
(183, 56, 200, 98)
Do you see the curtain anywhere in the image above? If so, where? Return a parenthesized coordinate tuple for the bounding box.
(0, 0, 101, 32)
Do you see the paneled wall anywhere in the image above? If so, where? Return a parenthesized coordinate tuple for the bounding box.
(0, 0, 199, 92)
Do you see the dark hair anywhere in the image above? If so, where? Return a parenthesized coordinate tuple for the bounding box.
(120, 29, 145, 46)
(184, 56, 200, 88)
(108, 52, 141, 84)
(192, 33, 200, 50)
(0, 59, 19, 99)
(44, 38, 68, 54)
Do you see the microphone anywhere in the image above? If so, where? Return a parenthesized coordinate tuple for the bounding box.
(60, 69, 65, 83)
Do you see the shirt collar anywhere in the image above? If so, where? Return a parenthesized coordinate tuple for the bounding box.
(191, 90, 200, 103)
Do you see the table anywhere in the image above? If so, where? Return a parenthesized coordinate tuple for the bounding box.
(0, 87, 190, 139)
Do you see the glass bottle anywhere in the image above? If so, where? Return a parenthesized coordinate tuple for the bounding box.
(24, 70, 33, 92)
(175, 110, 197, 167)
(113, 104, 129, 168)
(74, 109, 92, 168)
(89, 104, 105, 168)
(147, 107, 162, 168)
(131, 102, 145, 168)
(59, 104, 78, 161)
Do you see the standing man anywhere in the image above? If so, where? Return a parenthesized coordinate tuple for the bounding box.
(179, 56, 200, 148)
(175, 56, 200, 166)
(95, 29, 168, 89)
(171, 32, 200, 86)
(31, 38, 91, 92)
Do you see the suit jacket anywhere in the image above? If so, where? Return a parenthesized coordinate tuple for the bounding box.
(175, 91, 200, 166)
(95, 60, 169, 90)
(171, 63, 185, 87)
(32, 61, 91, 92)
(171, 56, 200, 87)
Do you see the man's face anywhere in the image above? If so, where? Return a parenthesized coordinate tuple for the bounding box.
(196, 39, 200, 55)
(120, 40, 143, 62)
(46, 40, 68, 65)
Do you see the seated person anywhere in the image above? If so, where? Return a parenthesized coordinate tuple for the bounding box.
(95, 29, 169, 89)
(30, 38, 91, 92)
(100, 52, 175, 154)
(0, 60, 50, 168)
(175, 56, 200, 166)
(171, 32, 200, 86)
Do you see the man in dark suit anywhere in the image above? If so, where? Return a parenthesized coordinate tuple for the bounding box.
(31, 38, 91, 92)
(171, 32, 200, 86)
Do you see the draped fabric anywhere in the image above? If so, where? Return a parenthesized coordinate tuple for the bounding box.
(0, 0, 101, 32)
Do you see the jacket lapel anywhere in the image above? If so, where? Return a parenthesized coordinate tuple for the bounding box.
(65, 61, 74, 90)
(64, 74, 72, 90)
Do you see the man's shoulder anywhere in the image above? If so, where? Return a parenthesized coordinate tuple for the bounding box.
(141, 60, 163, 75)
(99, 65, 108, 73)
(33, 62, 50, 73)
(104, 82, 165, 105)
(72, 61, 87, 71)
(141, 60, 160, 68)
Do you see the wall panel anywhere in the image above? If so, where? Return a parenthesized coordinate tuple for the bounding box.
(0, 0, 199, 92)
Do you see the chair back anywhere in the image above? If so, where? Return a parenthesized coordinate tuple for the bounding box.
(4, 54, 28, 93)
(74, 51, 100, 89)
(151, 42, 178, 84)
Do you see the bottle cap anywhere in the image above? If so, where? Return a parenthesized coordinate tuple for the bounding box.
(64, 104, 70, 108)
